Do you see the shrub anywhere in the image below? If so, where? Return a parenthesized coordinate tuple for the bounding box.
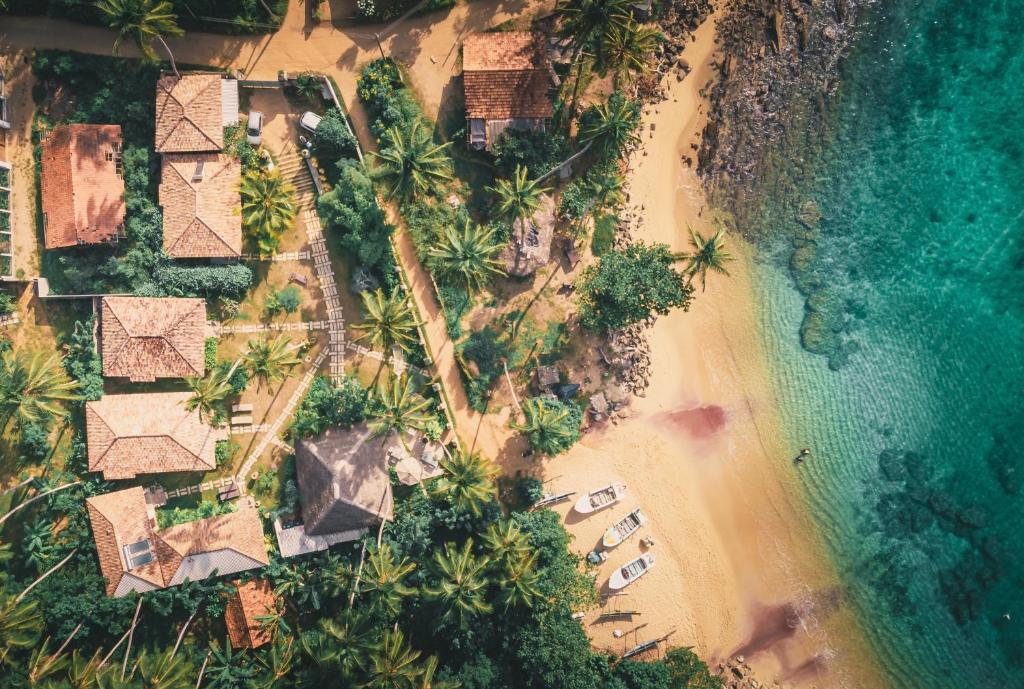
(591, 213, 617, 256)
(265, 285, 302, 317)
(215, 360, 250, 396)
(0, 291, 15, 315)
(357, 59, 425, 138)
(63, 317, 103, 401)
(491, 128, 571, 178)
(156, 500, 235, 529)
(290, 375, 370, 439)
(317, 160, 395, 277)
(223, 123, 261, 171)
(294, 72, 323, 102)
(437, 283, 471, 340)
(576, 242, 693, 332)
(215, 439, 240, 470)
(458, 327, 511, 412)
(154, 263, 254, 300)
(663, 648, 726, 689)
(558, 179, 591, 221)
(312, 109, 358, 163)
(204, 338, 219, 371)
(18, 421, 52, 465)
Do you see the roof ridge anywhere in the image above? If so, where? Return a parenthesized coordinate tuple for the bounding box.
(86, 405, 118, 468)
(161, 301, 205, 376)
(102, 299, 135, 371)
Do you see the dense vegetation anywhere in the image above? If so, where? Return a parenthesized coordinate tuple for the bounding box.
(31, 51, 253, 299)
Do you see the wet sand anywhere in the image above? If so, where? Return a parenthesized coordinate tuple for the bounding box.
(540, 15, 887, 688)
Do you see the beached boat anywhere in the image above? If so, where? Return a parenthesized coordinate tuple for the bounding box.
(608, 553, 655, 590)
(574, 483, 626, 514)
(602, 507, 646, 548)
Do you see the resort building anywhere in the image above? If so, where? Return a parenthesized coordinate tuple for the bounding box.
(224, 579, 277, 649)
(159, 153, 242, 258)
(502, 193, 555, 276)
(295, 423, 395, 536)
(462, 32, 554, 151)
(39, 124, 125, 249)
(86, 486, 268, 597)
(99, 296, 207, 382)
(154, 72, 239, 153)
(85, 391, 228, 480)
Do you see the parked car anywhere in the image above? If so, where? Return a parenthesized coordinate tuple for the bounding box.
(299, 111, 322, 133)
(246, 110, 263, 145)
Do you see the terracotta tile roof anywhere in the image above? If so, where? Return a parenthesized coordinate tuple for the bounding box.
(86, 392, 227, 479)
(154, 73, 224, 153)
(100, 297, 206, 382)
(40, 124, 126, 248)
(463, 32, 553, 120)
(86, 487, 164, 596)
(159, 153, 242, 258)
(225, 579, 277, 649)
(87, 488, 269, 598)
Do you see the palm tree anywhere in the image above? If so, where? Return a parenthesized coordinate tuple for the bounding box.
(96, 0, 184, 78)
(600, 20, 663, 86)
(183, 364, 236, 423)
(488, 165, 550, 223)
(251, 637, 294, 689)
(21, 518, 53, 573)
(240, 170, 296, 254)
(481, 520, 530, 567)
(417, 656, 459, 689)
(682, 228, 733, 291)
(0, 351, 80, 436)
(513, 398, 577, 456)
(588, 168, 625, 214)
(368, 374, 433, 443)
(243, 335, 302, 392)
(432, 450, 498, 517)
(578, 92, 641, 161)
(427, 540, 493, 627)
(0, 595, 42, 666)
(206, 639, 258, 688)
(428, 222, 505, 295)
(370, 121, 453, 201)
(300, 611, 376, 685)
(496, 551, 542, 610)
(360, 543, 416, 618)
(135, 648, 193, 689)
(555, 0, 634, 119)
(364, 628, 423, 689)
(353, 289, 421, 364)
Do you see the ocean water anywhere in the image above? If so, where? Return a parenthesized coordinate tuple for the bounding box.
(747, 1, 1024, 687)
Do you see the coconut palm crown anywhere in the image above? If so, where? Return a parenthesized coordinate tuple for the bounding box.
(683, 227, 733, 291)
(429, 222, 506, 295)
(370, 121, 453, 201)
(240, 170, 297, 254)
(353, 289, 421, 361)
(95, 0, 184, 77)
(487, 165, 550, 223)
(0, 352, 80, 435)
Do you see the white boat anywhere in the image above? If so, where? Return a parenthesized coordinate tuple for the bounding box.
(574, 483, 626, 514)
(602, 507, 646, 548)
(608, 553, 655, 590)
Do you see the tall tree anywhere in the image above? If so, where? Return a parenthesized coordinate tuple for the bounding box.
(370, 121, 453, 201)
(183, 363, 236, 423)
(427, 540, 493, 627)
(578, 92, 642, 161)
(95, 0, 184, 77)
(0, 596, 42, 666)
(432, 451, 498, 517)
(555, 0, 633, 119)
(0, 351, 80, 436)
(364, 629, 423, 689)
(416, 656, 460, 689)
(367, 374, 433, 443)
(134, 648, 193, 689)
(496, 551, 543, 610)
(243, 336, 302, 392)
(488, 165, 550, 223)
(513, 398, 580, 456)
(299, 610, 376, 685)
(428, 223, 505, 295)
(600, 21, 663, 86)
(481, 520, 530, 568)
(353, 289, 421, 363)
(682, 228, 733, 291)
(360, 543, 417, 618)
(240, 170, 297, 254)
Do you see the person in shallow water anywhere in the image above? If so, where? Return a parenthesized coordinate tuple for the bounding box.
(794, 448, 812, 464)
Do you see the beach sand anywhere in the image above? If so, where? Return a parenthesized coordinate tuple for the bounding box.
(538, 15, 887, 689)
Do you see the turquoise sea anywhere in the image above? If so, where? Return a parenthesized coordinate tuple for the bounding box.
(747, 1, 1024, 687)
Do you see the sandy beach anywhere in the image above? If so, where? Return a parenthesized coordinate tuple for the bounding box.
(535, 15, 887, 689)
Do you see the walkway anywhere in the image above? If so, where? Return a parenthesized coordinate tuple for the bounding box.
(302, 209, 346, 383)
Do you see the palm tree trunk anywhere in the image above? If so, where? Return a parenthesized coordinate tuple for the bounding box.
(195, 650, 211, 689)
(170, 609, 199, 660)
(16, 548, 77, 603)
(121, 597, 144, 680)
(156, 36, 179, 79)
(502, 360, 522, 416)
(0, 481, 82, 526)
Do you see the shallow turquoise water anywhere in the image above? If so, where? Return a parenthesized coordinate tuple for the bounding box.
(749, 2, 1024, 687)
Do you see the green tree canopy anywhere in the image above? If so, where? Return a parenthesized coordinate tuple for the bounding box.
(370, 121, 453, 201)
(513, 397, 582, 456)
(576, 242, 693, 332)
(317, 159, 395, 274)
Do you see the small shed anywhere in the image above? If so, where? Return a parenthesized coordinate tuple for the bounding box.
(535, 364, 559, 390)
(503, 194, 556, 277)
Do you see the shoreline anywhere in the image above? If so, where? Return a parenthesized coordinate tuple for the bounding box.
(543, 14, 887, 688)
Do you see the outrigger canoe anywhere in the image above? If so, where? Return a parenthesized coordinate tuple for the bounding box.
(608, 553, 655, 590)
(574, 483, 626, 514)
(602, 507, 646, 548)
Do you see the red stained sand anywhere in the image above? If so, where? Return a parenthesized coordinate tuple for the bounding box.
(665, 404, 728, 439)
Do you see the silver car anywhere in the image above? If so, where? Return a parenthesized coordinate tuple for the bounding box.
(246, 110, 263, 145)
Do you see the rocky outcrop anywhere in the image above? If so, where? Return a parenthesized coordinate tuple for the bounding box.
(607, 318, 656, 396)
(716, 656, 795, 689)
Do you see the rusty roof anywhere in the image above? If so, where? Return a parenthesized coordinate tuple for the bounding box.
(463, 32, 553, 120)
(40, 124, 126, 248)
(86, 392, 227, 479)
(86, 487, 164, 596)
(154, 73, 224, 153)
(225, 579, 277, 649)
(159, 153, 242, 258)
(100, 296, 206, 382)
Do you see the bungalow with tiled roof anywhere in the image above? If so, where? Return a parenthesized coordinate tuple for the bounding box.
(154, 72, 239, 153)
(224, 579, 277, 649)
(86, 487, 269, 597)
(40, 124, 126, 248)
(159, 153, 242, 258)
(462, 32, 554, 151)
(99, 296, 207, 383)
(86, 392, 228, 480)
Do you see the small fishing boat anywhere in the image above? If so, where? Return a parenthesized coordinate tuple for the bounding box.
(532, 490, 575, 510)
(608, 553, 655, 590)
(602, 507, 647, 548)
(574, 483, 626, 514)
